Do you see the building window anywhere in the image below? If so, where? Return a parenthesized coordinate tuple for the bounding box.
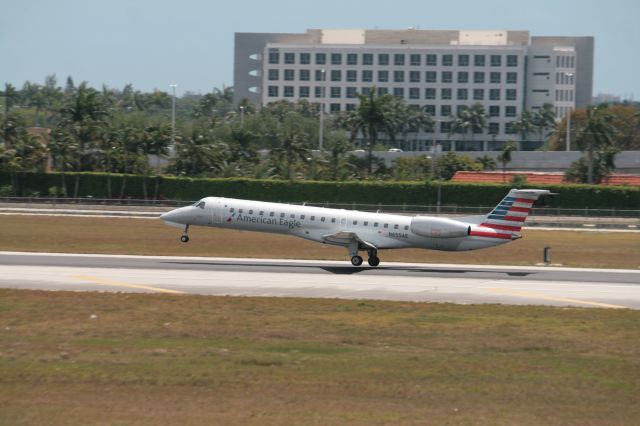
(457, 88, 468, 100)
(331, 53, 342, 65)
(315, 70, 325, 81)
(440, 119, 452, 132)
(505, 106, 517, 117)
(346, 104, 356, 111)
(474, 54, 485, 66)
(299, 86, 310, 98)
(458, 54, 469, 66)
(426, 54, 437, 66)
(506, 89, 517, 101)
(410, 54, 421, 66)
(284, 52, 295, 64)
(425, 88, 436, 99)
(409, 87, 420, 99)
(424, 104, 436, 116)
(331, 70, 341, 82)
(299, 69, 310, 81)
(474, 72, 485, 84)
(363, 53, 374, 65)
(409, 70, 420, 83)
(505, 122, 517, 134)
(489, 105, 500, 117)
(268, 51, 279, 64)
(490, 72, 501, 84)
(268, 69, 279, 81)
(315, 53, 326, 65)
(393, 87, 404, 98)
(377, 87, 388, 95)
(346, 87, 357, 98)
(488, 122, 499, 135)
(473, 88, 484, 101)
(284, 69, 294, 81)
(346, 70, 357, 82)
(378, 53, 389, 65)
(457, 71, 469, 83)
(300, 53, 310, 64)
(347, 53, 358, 65)
(394, 54, 405, 65)
(441, 88, 452, 100)
(425, 71, 437, 83)
(506, 72, 517, 84)
(378, 70, 389, 82)
(268, 86, 278, 97)
(362, 70, 373, 82)
(362, 87, 371, 95)
(330, 103, 340, 113)
(489, 89, 500, 100)
(284, 86, 294, 97)
(490, 55, 502, 67)
(330, 87, 341, 98)
(442, 54, 453, 66)
(507, 55, 518, 67)
(442, 71, 452, 83)
(393, 70, 404, 82)
(314, 87, 322, 98)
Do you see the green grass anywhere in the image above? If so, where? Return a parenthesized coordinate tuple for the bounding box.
(1, 289, 639, 425)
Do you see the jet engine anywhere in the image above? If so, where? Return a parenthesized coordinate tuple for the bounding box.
(410, 216, 470, 238)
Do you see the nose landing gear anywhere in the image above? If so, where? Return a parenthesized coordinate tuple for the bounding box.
(180, 225, 190, 243)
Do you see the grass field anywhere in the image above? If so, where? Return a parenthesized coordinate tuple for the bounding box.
(0, 215, 638, 269)
(1, 289, 639, 425)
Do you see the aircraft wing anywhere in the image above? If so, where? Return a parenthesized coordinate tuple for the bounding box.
(322, 231, 377, 250)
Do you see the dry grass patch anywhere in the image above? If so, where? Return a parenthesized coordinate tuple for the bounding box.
(0, 289, 639, 425)
(0, 215, 638, 268)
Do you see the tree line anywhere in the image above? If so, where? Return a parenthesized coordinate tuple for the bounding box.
(1, 75, 639, 198)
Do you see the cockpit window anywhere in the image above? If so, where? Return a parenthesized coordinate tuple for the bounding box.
(195, 201, 206, 209)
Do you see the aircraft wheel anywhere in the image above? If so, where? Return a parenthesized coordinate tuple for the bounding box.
(367, 256, 380, 267)
(350, 255, 363, 266)
(180, 235, 189, 243)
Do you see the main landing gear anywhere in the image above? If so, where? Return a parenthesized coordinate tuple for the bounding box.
(180, 225, 190, 243)
(349, 249, 380, 267)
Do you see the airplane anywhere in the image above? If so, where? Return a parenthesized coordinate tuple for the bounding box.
(160, 188, 551, 266)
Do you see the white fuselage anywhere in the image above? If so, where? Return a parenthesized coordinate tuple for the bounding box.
(162, 197, 510, 252)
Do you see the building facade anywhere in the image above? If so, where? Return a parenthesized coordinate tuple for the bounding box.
(234, 29, 593, 151)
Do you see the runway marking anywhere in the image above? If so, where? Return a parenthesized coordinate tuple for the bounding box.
(486, 287, 627, 309)
(71, 275, 185, 294)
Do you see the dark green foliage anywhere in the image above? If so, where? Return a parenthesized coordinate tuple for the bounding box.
(1, 172, 637, 209)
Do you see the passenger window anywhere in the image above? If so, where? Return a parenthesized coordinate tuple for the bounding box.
(280, 213, 285, 218)
(404, 225, 409, 230)
(331, 218, 336, 223)
(353, 220, 357, 225)
(394, 224, 399, 229)
(301, 215, 306, 220)
(364, 221, 368, 226)
(374, 222, 379, 227)
(259, 211, 264, 216)
(239, 209, 243, 213)
(290, 214, 295, 218)
(384, 224, 389, 228)
(321, 217, 326, 222)
(270, 212, 275, 217)
(310, 216, 315, 221)
(249, 210, 253, 214)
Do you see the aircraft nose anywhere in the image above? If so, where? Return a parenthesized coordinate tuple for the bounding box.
(160, 207, 190, 224)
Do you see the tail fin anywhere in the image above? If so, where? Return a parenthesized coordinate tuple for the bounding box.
(479, 189, 551, 235)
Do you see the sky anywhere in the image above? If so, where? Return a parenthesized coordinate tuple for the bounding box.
(1, 0, 639, 99)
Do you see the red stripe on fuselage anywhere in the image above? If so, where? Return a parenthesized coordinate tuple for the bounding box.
(470, 230, 512, 240)
(479, 223, 522, 232)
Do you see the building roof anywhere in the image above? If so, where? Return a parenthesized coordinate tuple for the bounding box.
(452, 171, 640, 186)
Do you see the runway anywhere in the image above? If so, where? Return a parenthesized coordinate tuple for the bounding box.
(1, 251, 639, 309)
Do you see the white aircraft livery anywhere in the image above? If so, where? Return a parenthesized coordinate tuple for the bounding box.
(160, 189, 551, 266)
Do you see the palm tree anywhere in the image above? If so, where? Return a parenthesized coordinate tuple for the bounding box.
(272, 112, 310, 180)
(512, 110, 536, 148)
(576, 105, 617, 184)
(344, 90, 398, 175)
(0, 83, 20, 117)
(324, 131, 354, 180)
(467, 103, 488, 142)
(397, 104, 432, 150)
(143, 124, 172, 199)
(476, 154, 497, 171)
(532, 103, 556, 147)
(497, 141, 517, 183)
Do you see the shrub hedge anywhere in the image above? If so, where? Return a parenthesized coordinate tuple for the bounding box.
(0, 172, 638, 209)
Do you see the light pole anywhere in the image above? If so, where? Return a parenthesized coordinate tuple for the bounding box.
(169, 84, 177, 150)
(239, 105, 245, 126)
(318, 69, 326, 151)
(563, 72, 574, 151)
